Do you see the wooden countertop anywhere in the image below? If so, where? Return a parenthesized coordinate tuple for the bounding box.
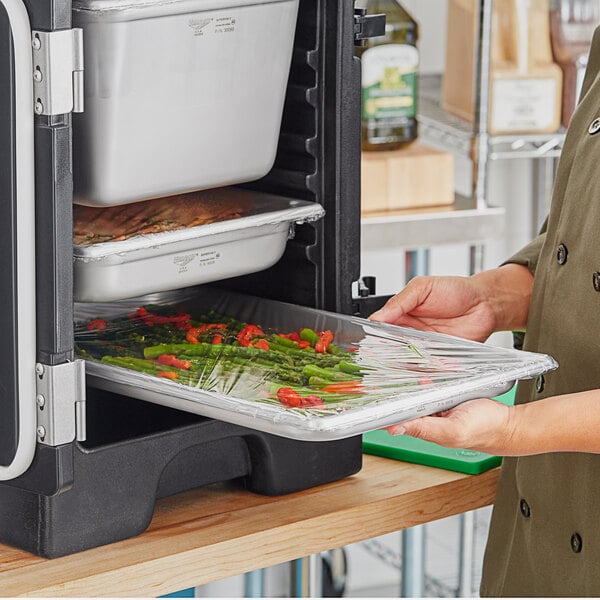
(0, 455, 500, 598)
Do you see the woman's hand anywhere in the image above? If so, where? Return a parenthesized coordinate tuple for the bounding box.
(387, 398, 517, 456)
(387, 389, 600, 457)
(369, 264, 534, 342)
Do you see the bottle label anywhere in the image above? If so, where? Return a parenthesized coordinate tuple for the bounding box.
(361, 44, 418, 121)
(491, 78, 559, 133)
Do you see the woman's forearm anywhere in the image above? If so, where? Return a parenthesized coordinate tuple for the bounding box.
(471, 263, 534, 333)
(504, 390, 600, 456)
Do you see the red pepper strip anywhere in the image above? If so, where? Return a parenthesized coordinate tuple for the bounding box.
(348, 347, 358, 353)
(200, 323, 227, 330)
(212, 334, 223, 345)
(186, 323, 228, 344)
(320, 381, 366, 394)
(130, 306, 192, 328)
(157, 371, 178, 380)
(186, 327, 204, 344)
(315, 330, 334, 353)
(157, 354, 192, 370)
(279, 332, 301, 343)
(237, 324, 265, 347)
(301, 395, 324, 408)
(145, 314, 191, 325)
(252, 339, 270, 351)
(129, 306, 148, 320)
(87, 319, 107, 331)
(277, 387, 302, 407)
(276, 388, 324, 408)
(296, 340, 311, 349)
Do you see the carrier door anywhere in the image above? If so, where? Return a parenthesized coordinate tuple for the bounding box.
(0, 0, 38, 479)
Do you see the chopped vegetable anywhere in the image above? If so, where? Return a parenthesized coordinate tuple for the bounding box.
(186, 323, 228, 344)
(252, 339, 270, 351)
(276, 387, 325, 408)
(131, 306, 192, 329)
(300, 328, 320, 346)
(157, 371, 178, 380)
(87, 319, 107, 331)
(320, 381, 366, 394)
(237, 324, 265, 347)
(315, 330, 334, 354)
(157, 354, 192, 370)
(277, 387, 302, 407)
(76, 305, 372, 412)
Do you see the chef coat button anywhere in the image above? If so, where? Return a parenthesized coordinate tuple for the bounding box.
(589, 118, 600, 134)
(557, 244, 568, 265)
(535, 374, 545, 393)
(571, 533, 583, 553)
(593, 272, 600, 292)
(520, 498, 531, 518)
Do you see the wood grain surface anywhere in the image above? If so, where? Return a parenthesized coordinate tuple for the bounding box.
(0, 455, 500, 597)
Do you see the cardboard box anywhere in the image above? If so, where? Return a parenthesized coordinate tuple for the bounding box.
(442, 0, 562, 135)
(361, 143, 455, 214)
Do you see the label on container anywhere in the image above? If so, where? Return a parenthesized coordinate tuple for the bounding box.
(361, 44, 418, 121)
(188, 15, 237, 37)
(491, 78, 558, 132)
(173, 253, 198, 273)
(172, 251, 221, 274)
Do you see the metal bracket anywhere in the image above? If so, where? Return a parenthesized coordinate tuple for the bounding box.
(354, 9, 386, 46)
(35, 360, 86, 446)
(31, 28, 84, 116)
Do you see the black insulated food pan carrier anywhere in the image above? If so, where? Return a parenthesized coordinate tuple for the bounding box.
(0, 0, 378, 557)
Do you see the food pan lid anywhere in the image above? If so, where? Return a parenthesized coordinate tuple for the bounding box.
(73, 0, 293, 16)
(75, 288, 559, 441)
(73, 188, 324, 259)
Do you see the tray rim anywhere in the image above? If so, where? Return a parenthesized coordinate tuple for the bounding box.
(73, 197, 324, 259)
(82, 354, 544, 441)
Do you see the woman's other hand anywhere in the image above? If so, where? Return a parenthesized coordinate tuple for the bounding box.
(387, 398, 516, 456)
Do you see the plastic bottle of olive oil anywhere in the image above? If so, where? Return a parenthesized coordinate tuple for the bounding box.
(356, 0, 419, 151)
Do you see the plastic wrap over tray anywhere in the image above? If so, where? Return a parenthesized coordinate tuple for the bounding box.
(75, 289, 558, 441)
(73, 189, 324, 302)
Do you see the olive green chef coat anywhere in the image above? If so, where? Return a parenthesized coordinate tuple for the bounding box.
(480, 26, 600, 597)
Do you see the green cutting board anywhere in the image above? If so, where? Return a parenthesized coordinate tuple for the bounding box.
(362, 386, 516, 475)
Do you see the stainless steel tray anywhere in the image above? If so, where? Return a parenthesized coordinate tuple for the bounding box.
(73, 191, 324, 302)
(77, 289, 558, 441)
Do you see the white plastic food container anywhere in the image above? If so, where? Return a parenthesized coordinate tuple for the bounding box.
(72, 0, 299, 206)
(73, 189, 324, 302)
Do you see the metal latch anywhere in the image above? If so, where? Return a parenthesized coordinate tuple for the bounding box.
(35, 360, 86, 446)
(31, 29, 84, 116)
(354, 9, 386, 46)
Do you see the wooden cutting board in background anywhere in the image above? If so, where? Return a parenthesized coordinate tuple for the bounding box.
(361, 142, 455, 214)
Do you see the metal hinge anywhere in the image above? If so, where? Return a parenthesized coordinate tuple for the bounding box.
(354, 8, 386, 46)
(35, 360, 86, 446)
(31, 28, 84, 116)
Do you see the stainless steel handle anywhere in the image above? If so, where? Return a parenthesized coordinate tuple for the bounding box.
(0, 0, 37, 480)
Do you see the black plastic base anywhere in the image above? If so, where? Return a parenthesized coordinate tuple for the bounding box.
(0, 389, 362, 558)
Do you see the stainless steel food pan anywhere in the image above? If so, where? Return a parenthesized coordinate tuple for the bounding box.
(72, 0, 299, 206)
(73, 190, 324, 302)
